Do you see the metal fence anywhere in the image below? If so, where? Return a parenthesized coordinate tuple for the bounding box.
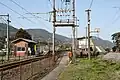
(0, 52, 63, 80)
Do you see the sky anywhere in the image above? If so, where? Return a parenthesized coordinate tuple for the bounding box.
(0, 0, 120, 41)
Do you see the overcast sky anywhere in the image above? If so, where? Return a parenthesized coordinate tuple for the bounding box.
(0, 0, 120, 41)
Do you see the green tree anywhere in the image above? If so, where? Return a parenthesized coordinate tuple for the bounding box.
(0, 37, 5, 49)
(15, 28, 32, 40)
(112, 32, 120, 52)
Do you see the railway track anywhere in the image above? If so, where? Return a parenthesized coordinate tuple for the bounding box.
(0, 51, 65, 80)
(0, 50, 64, 71)
(0, 56, 47, 71)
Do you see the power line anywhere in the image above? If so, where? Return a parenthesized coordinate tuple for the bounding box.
(48, 0, 53, 8)
(24, 14, 51, 22)
(89, 0, 94, 9)
(0, 17, 7, 23)
(113, 7, 120, 16)
(9, 16, 24, 27)
(9, 0, 28, 12)
(9, 0, 51, 29)
(112, 7, 120, 24)
(112, 15, 120, 24)
(9, 0, 47, 21)
(0, 1, 35, 23)
(9, 0, 43, 21)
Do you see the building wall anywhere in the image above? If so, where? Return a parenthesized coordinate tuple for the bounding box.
(14, 41, 28, 56)
(15, 41, 28, 47)
(78, 38, 95, 49)
(36, 42, 52, 53)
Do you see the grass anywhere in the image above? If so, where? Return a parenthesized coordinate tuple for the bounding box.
(58, 58, 120, 80)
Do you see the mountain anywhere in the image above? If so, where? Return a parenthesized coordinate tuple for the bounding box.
(0, 23, 70, 42)
(0, 23, 17, 37)
(26, 29, 70, 42)
(92, 36, 114, 49)
(0, 23, 114, 49)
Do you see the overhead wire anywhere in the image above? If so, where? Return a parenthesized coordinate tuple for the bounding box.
(47, 0, 54, 22)
(112, 7, 120, 24)
(48, 0, 53, 8)
(9, 16, 24, 27)
(0, 17, 7, 23)
(0, 16, 24, 30)
(0, 1, 35, 23)
(112, 15, 120, 24)
(9, 0, 52, 30)
(0, 17, 8, 37)
(89, 0, 94, 9)
(9, 0, 50, 22)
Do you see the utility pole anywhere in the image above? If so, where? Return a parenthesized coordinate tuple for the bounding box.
(53, 0, 56, 62)
(72, 0, 76, 62)
(7, 14, 10, 61)
(48, 38, 50, 52)
(75, 17, 79, 49)
(85, 26, 87, 52)
(85, 9, 91, 60)
(51, 0, 77, 63)
(0, 14, 10, 61)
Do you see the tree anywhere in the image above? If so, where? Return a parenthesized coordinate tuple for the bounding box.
(15, 28, 32, 40)
(112, 32, 120, 52)
(0, 37, 6, 49)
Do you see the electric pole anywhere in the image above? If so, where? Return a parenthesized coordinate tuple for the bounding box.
(85, 9, 91, 60)
(72, 0, 76, 62)
(75, 17, 79, 50)
(53, 0, 56, 62)
(0, 14, 10, 61)
(85, 26, 87, 52)
(7, 14, 10, 61)
(51, 0, 77, 63)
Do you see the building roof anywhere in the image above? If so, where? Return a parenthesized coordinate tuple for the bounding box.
(11, 38, 36, 44)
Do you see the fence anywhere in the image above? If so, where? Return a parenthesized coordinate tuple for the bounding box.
(0, 51, 63, 80)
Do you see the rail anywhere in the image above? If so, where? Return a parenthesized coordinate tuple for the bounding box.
(0, 51, 64, 80)
(0, 56, 46, 71)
